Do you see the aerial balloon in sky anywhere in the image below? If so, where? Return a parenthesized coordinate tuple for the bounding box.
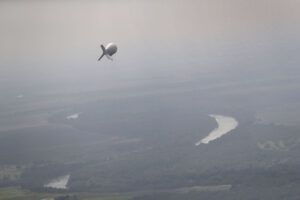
(98, 43, 118, 61)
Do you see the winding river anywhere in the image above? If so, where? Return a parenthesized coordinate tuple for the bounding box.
(195, 114, 238, 145)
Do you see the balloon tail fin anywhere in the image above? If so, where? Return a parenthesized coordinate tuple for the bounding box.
(98, 45, 106, 61)
(98, 53, 105, 61)
(106, 55, 113, 61)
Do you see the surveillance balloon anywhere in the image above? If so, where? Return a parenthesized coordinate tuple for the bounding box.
(98, 43, 118, 61)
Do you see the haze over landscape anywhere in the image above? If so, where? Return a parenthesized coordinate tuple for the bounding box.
(0, 0, 300, 199)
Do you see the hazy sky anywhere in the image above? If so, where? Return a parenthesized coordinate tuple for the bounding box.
(0, 0, 300, 93)
(1, 0, 300, 130)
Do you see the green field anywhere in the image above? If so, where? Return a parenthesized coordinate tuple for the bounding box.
(0, 187, 134, 200)
(0, 187, 57, 200)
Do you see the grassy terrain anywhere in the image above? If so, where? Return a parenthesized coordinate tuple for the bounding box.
(0, 187, 58, 200)
(0, 187, 134, 200)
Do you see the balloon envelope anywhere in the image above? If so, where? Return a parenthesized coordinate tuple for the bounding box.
(105, 43, 118, 56)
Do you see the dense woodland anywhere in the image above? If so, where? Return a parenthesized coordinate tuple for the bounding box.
(0, 106, 300, 199)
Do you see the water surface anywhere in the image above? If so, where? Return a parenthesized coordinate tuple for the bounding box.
(66, 113, 80, 120)
(195, 114, 238, 145)
(44, 174, 70, 189)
